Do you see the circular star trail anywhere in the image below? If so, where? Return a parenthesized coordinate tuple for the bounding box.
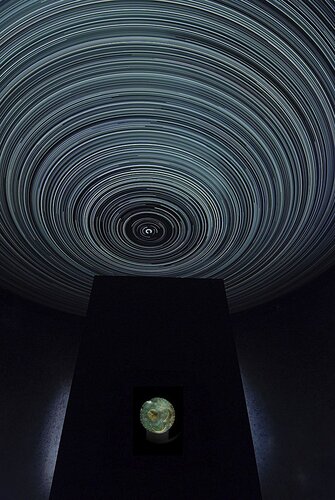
(0, 0, 334, 314)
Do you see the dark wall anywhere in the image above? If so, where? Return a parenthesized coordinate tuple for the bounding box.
(0, 267, 334, 499)
(233, 267, 335, 500)
(0, 290, 84, 500)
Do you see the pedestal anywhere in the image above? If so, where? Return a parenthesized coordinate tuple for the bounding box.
(50, 276, 261, 499)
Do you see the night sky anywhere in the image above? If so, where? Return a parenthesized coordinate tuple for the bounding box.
(0, 1, 334, 499)
(1, 0, 334, 313)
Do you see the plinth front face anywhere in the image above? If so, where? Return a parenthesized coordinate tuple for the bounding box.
(50, 277, 261, 499)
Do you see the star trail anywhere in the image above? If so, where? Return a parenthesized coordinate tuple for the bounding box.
(1, 0, 334, 314)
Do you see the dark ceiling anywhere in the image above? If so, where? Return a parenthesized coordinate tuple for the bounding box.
(1, 0, 334, 315)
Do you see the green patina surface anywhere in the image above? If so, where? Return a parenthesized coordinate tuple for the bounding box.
(140, 397, 175, 434)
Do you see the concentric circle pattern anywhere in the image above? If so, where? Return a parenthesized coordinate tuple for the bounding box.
(1, 0, 334, 314)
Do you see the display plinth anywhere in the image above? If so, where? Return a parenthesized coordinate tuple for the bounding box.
(50, 277, 261, 499)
